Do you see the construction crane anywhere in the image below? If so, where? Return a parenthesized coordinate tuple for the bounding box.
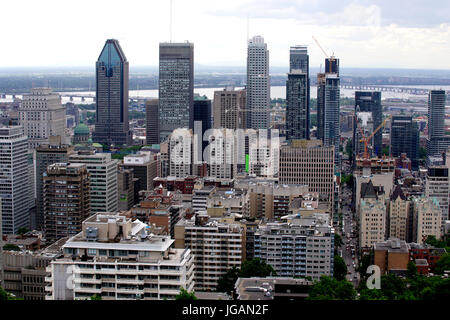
(312, 36, 336, 73)
(355, 114, 391, 160)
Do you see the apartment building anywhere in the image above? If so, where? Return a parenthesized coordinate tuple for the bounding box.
(45, 212, 194, 300)
(412, 196, 442, 244)
(174, 213, 244, 291)
(425, 166, 449, 228)
(43, 163, 91, 244)
(388, 185, 411, 242)
(254, 214, 334, 280)
(121, 151, 158, 192)
(359, 180, 387, 250)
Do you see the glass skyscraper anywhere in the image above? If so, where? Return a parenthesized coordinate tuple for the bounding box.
(427, 90, 450, 158)
(317, 57, 340, 160)
(286, 46, 309, 141)
(390, 115, 419, 170)
(93, 39, 132, 146)
(159, 42, 194, 142)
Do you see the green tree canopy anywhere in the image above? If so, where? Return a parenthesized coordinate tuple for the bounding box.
(334, 255, 348, 281)
(307, 276, 356, 300)
(406, 261, 418, 279)
(175, 287, 197, 300)
(434, 254, 450, 275)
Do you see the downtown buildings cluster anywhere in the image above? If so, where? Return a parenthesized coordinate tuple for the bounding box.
(0, 36, 449, 301)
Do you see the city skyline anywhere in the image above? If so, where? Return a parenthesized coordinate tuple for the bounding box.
(0, 1, 449, 69)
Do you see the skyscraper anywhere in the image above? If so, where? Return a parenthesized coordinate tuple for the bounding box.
(93, 39, 132, 147)
(286, 71, 309, 140)
(317, 57, 340, 159)
(390, 115, 420, 170)
(159, 42, 194, 142)
(0, 126, 29, 234)
(247, 36, 270, 129)
(19, 88, 66, 150)
(193, 95, 212, 154)
(354, 91, 382, 157)
(146, 99, 159, 145)
(427, 90, 449, 157)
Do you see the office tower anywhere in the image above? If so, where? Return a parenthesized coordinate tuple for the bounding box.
(279, 139, 335, 205)
(168, 128, 192, 178)
(72, 121, 90, 145)
(359, 180, 387, 249)
(93, 39, 132, 146)
(354, 91, 382, 157)
(286, 46, 309, 141)
(425, 166, 449, 228)
(390, 116, 420, 170)
(388, 185, 410, 242)
(254, 214, 334, 280)
(46, 212, 194, 300)
(43, 163, 91, 244)
(175, 214, 244, 291)
(427, 90, 450, 157)
(193, 95, 212, 154)
(286, 72, 309, 141)
(19, 88, 66, 150)
(35, 136, 74, 231)
(120, 151, 158, 191)
(0, 126, 29, 234)
(317, 57, 340, 161)
(247, 36, 270, 129)
(213, 87, 247, 130)
(159, 42, 194, 142)
(145, 99, 159, 145)
(69, 150, 118, 213)
(412, 196, 442, 244)
(117, 167, 135, 211)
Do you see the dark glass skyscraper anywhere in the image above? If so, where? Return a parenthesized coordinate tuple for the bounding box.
(427, 90, 450, 157)
(390, 115, 419, 170)
(159, 42, 194, 142)
(317, 57, 340, 160)
(146, 99, 159, 145)
(354, 91, 382, 157)
(93, 39, 132, 146)
(193, 95, 212, 153)
(286, 46, 309, 141)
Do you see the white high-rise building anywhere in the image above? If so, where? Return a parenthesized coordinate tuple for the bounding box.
(413, 196, 442, 244)
(69, 150, 118, 213)
(168, 128, 192, 178)
(247, 36, 270, 129)
(0, 126, 29, 234)
(19, 88, 66, 150)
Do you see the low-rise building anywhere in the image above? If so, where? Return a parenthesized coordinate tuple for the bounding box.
(373, 238, 410, 275)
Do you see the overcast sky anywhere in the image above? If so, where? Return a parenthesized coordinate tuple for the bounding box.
(1, 0, 449, 69)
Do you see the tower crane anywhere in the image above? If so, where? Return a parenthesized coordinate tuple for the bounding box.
(312, 36, 336, 72)
(354, 114, 392, 160)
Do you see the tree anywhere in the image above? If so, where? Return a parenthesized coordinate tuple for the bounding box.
(406, 261, 418, 279)
(419, 147, 427, 160)
(17, 227, 30, 235)
(240, 258, 276, 278)
(3, 244, 20, 251)
(334, 255, 348, 281)
(90, 294, 102, 300)
(381, 146, 390, 156)
(217, 266, 240, 294)
(307, 276, 356, 300)
(175, 287, 197, 300)
(0, 286, 18, 300)
(434, 253, 450, 275)
(358, 288, 387, 300)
